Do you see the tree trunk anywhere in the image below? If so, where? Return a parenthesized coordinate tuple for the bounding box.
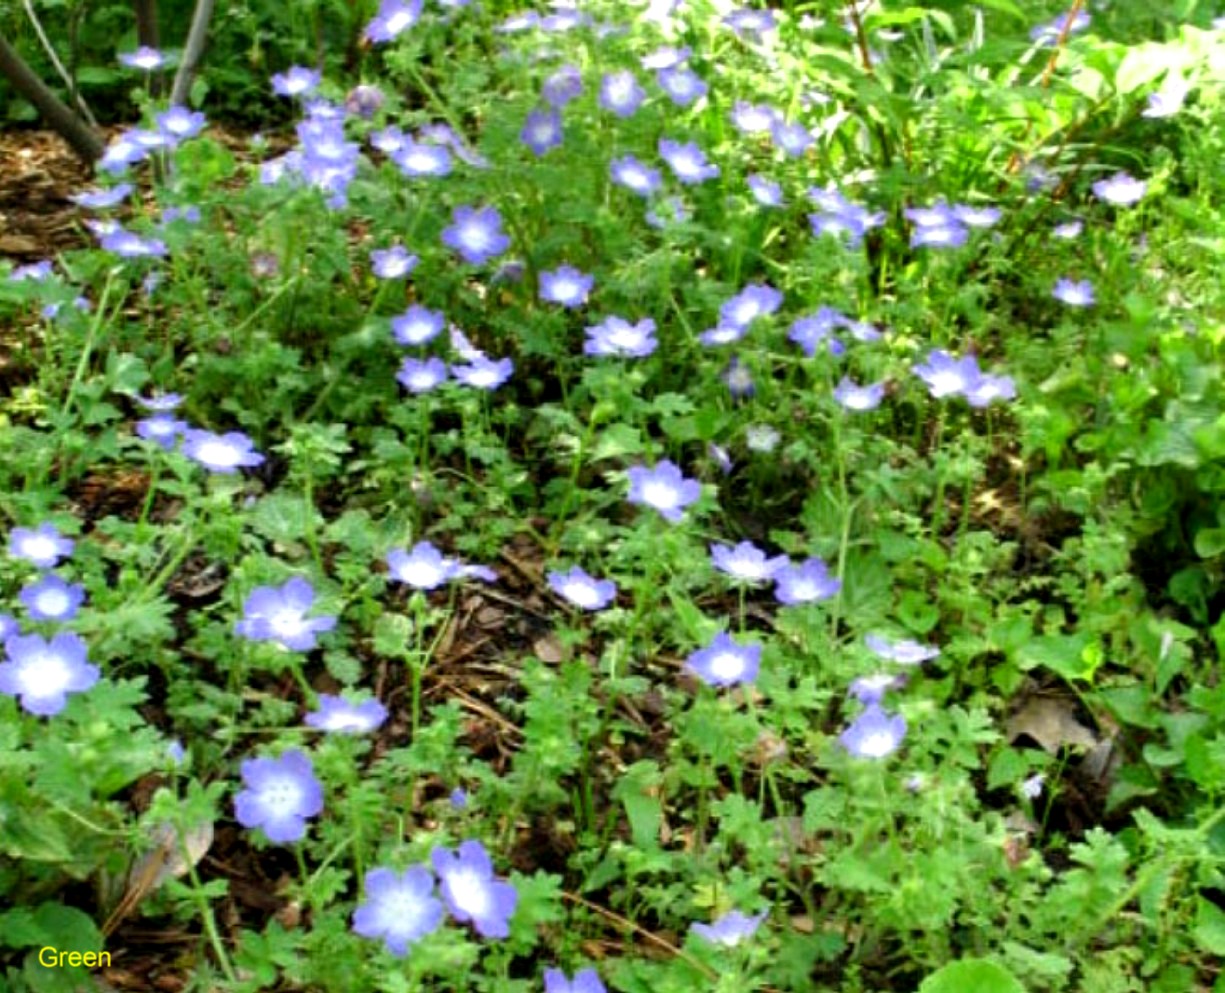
(133, 0, 162, 97)
(169, 0, 215, 108)
(0, 30, 103, 163)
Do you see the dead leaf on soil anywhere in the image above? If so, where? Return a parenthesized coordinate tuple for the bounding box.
(1006, 695, 1098, 754)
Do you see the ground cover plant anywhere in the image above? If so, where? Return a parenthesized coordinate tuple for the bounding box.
(1, 1, 1225, 991)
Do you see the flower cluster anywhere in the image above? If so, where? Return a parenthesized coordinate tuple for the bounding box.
(911, 349, 1016, 407)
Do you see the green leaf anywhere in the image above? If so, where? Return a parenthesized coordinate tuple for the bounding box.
(1193, 896, 1225, 955)
(919, 958, 1026, 993)
(1015, 632, 1099, 682)
(1194, 527, 1225, 559)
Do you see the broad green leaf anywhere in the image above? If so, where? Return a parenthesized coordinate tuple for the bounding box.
(919, 958, 1026, 993)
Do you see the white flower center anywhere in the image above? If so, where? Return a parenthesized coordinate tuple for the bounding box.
(708, 651, 746, 682)
(641, 480, 679, 509)
(928, 370, 965, 395)
(17, 650, 71, 698)
(447, 869, 491, 917)
(857, 731, 897, 758)
(561, 580, 600, 608)
(269, 610, 307, 640)
(195, 440, 241, 467)
(260, 775, 304, 816)
(397, 559, 446, 588)
(21, 535, 57, 561)
(385, 9, 416, 33)
(35, 588, 71, 616)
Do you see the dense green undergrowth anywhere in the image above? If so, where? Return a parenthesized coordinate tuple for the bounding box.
(1, 2, 1224, 992)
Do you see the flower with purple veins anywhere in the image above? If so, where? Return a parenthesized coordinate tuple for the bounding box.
(657, 67, 707, 107)
(393, 141, 453, 178)
(157, 106, 206, 141)
(548, 566, 617, 611)
(685, 631, 761, 688)
(233, 750, 324, 843)
(584, 316, 657, 357)
(352, 865, 443, 955)
(771, 119, 814, 157)
(746, 174, 784, 207)
(609, 155, 663, 197)
(539, 265, 594, 308)
(119, 46, 165, 70)
(849, 672, 906, 704)
(690, 910, 767, 947)
(397, 356, 449, 394)
(432, 840, 518, 939)
(911, 349, 982, 398)
(833, 377, 885, 412)
(730, 101, 778, 134)
(0, 632, 98, 716)
(711, 540, 787, 584)
(840, 704, 907, 759)
(272, 65, 321, 98)
(392, 305, 445, 346)
(722, 356, 754, 398)
(235, 577, 337, 652)
(774, 557, 840, 605)
(386, 542, 461, 590)
(9, 523, 74, 569)
(305, 694, 388, 734)
(70, 184, 133, 209)
(520, 107, 563, 156)
(451, 355, 513, 390)
(182, 429, 265, 473)
(1092, 172, 1146, 206)
(1053, 278, 1094, 306)
(658, 138, 719, 184)
(626, 461, 701, 523)
(442, 205, 511, 265)
(864, 634, 939, 665)
(599, 71, 646, 117)
(543, 65, 583, 107)
(364, 0, 424, 43)
(20, 575, 86, 622)
(720, 283, 782, 329)
(544, 968, 606, 993)
(372, 245, 419, 279)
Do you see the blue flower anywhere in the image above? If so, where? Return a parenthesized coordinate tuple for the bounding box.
(911, 349, 982, 399)
(626, 461, 701, 523)
(182, 430, 265, 473)
(690, 909, 767, 946)
(156, 106, 206, 142)
(364, 0, 424, 43)
(392, 305, 445, 345)
(584, 316, 657, 357)
(542, 65, 583, 107)
(236, 577, 337, 652)
(1092, 171, 1146, 206)
(271, 66, 321, 98)
(539, 265, 594, 308)
(659, 138, 720, 184)
(521, 107, 563, 156)
(1052, 278, 1094, 306)
(442, 205, 511, 265)
(393, 140, 453, 178)
(720, 283, 782, 329)
(305, 694, 388, 734)
(864, 633, 940, 665)
(432, 840, 519, 939)
(840, 704, 906, 759)
(746, 174, 784, 207)
(832, 377, 885, 411)
(9, 523, 75, 568)
(451, 355, 513, 390)
(544, 968, 607, 993)
(599, 71, 646, 117)
(547, 566, 617, 610)
(371, 245, 419, 280)
(774, 558, 840, 605)
(656, 67, 707, 107)
(710, 540, 787, 584)
(118, 46, 165, 70)
(352, 865, 443, 955)
(771, 119, 813, 157)
(396, 356, 449, 394)
(0, 632, 98, 716)
(685, 631, 761, 688)
(19, 575, 86, 622)
(610, 155, 663, 197)
(69, 184, 133, 209)
(730, 101, 779, 134)
(233, 749, 324, 843)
